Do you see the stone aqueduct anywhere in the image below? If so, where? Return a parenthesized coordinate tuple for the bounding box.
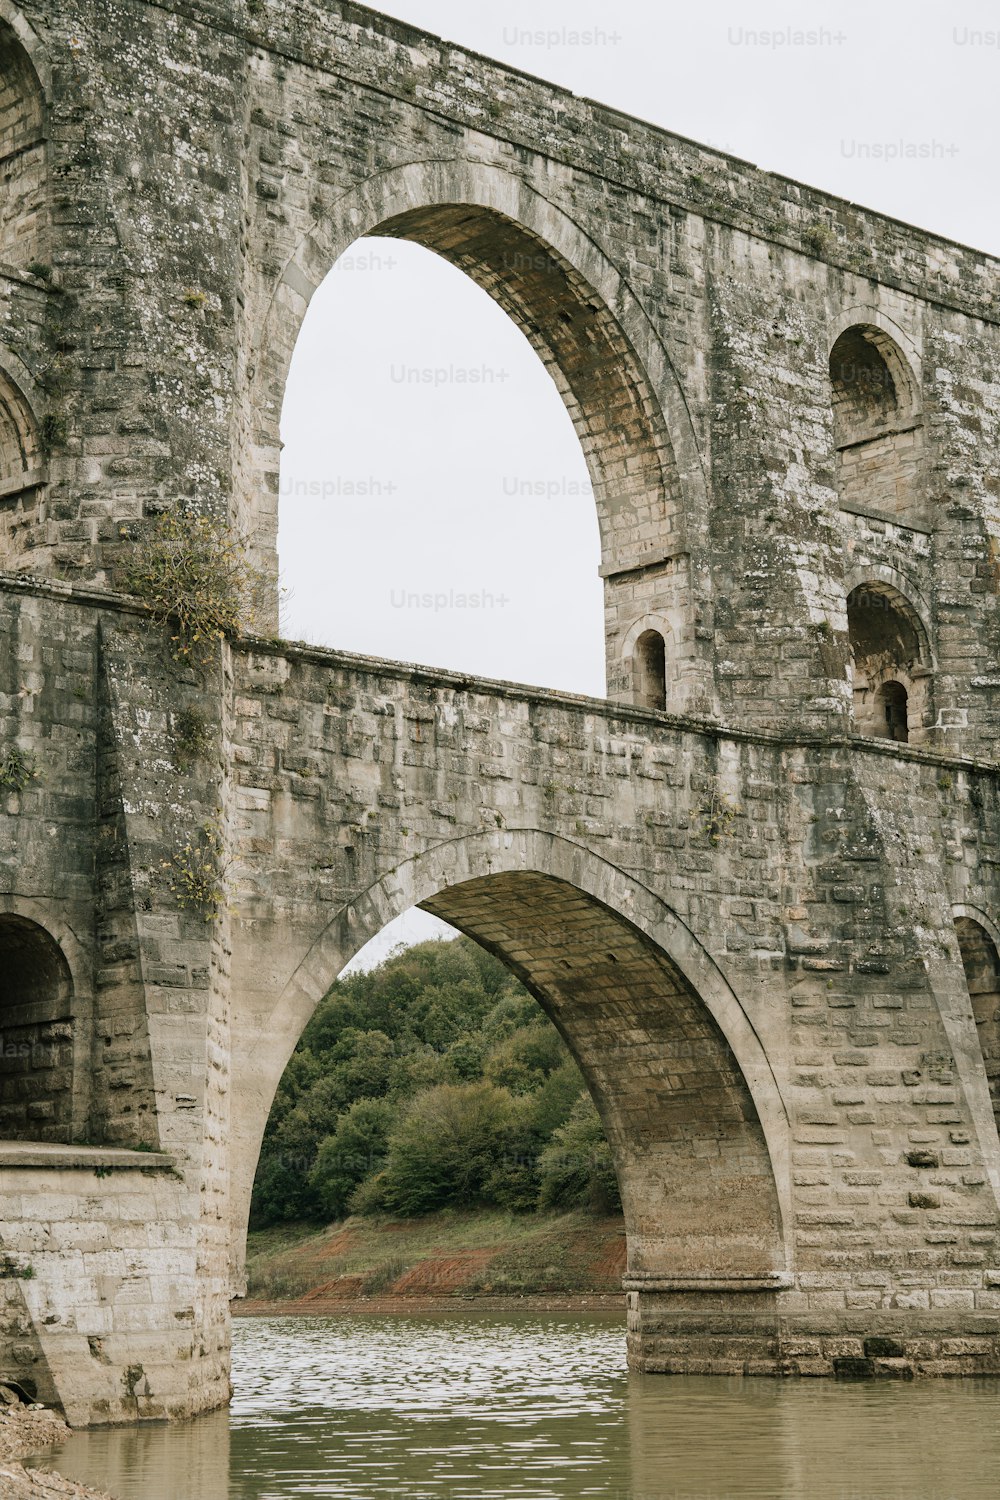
(0, 0, 998, 1425)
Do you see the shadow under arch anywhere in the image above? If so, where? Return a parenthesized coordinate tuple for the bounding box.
(232, 831, 792, 1292)
(245, 158, 708, 615)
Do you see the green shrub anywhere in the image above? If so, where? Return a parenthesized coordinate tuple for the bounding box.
(372, 1082, 527, 1216)
(250, 936, 616, 1228)
(537, 1094, 621, 1214)
(310, 1098, 394, 1219)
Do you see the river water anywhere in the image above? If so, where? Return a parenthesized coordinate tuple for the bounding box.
(28, 1312, 1000, 1498)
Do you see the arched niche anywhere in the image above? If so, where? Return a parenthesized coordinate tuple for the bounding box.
(955, 915, 1000, 1131)
(0, 364, 43, 566)
(846, 580, 932, 745)
(633, 628, 667, 710)
(829, 324, 925, 530)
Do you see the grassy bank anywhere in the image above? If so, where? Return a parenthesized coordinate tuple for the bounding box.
(238, 1209, 627, 1313)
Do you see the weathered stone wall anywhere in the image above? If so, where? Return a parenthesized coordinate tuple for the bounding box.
(0, 1143, 212, 1425)
(0, 0, 996, 749)
(0, 575, 998, 1412)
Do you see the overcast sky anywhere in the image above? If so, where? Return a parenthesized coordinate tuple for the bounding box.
(279, 0, 1000, 970)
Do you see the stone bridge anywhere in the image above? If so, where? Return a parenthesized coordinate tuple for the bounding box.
(0, 0, 999, 1426)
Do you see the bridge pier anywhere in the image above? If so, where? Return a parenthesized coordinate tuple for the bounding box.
(0, 1145, 230, 1425)
(626, 1281, 1000, 1379)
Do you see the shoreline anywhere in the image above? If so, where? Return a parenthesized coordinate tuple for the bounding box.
(0, 1401, 115, 1499)
(233, 1290, 625, 1318)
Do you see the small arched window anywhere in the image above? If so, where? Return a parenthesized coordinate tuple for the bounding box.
(847, 583, 930, 746)
(634, 629, 666, 711)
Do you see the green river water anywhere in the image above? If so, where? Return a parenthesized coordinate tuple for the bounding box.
(27, 1312, 1000, 1498)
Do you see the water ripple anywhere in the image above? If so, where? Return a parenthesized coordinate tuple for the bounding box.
(28, 1312, 1000, 1499)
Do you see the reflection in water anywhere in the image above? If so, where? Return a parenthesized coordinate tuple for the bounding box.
(28, 1312, 1000, 1499)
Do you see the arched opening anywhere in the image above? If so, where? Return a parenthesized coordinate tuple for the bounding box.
(0, 20, 47, 269)
(874, 679, 909, 743)
(0, 914, 74, 1142)
(847, 581, 932, 744)
(829, 325, 924, 528)
(233, 857, 789, 1302)
(633, 628, 667, 711)
(955, 916, 1000, 1130)
(247, 911, 626, 1271)
(278, 237, 604, 693)
(249, 163, 706, 704)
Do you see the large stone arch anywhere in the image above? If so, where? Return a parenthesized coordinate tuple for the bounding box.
(231, 830, 791, 1293)
(0, 3, 50, 96)
(242, 158, 708, 637)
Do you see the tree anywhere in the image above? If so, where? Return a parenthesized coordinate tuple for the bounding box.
(537, 1093, 622, 1214)
(373, 1082, 527, 1216)
(310, 1098, 394, 1219)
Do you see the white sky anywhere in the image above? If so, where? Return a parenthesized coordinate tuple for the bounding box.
(280, 0, 1000, 972)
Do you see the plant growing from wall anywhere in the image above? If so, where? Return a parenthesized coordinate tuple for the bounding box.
(695, 791, 742, 844)
(0, 1254, 34, 1279)
(117, 509, 266, 662)
(0, 746, 36, 793)
(163, 817, 226, 920)
(803, 221, 836, 257)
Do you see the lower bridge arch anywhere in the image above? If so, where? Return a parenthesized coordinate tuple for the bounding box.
(232, 832, 792, 1296)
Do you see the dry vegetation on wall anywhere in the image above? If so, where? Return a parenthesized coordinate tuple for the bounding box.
(115, 510, 266, 661)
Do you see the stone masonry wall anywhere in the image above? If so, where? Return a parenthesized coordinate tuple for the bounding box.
(0, 0, 995, 752)
(0, 578, 998, 1411)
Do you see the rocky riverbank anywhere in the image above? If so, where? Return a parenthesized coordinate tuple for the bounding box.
(0, 1396, 115, 1500)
